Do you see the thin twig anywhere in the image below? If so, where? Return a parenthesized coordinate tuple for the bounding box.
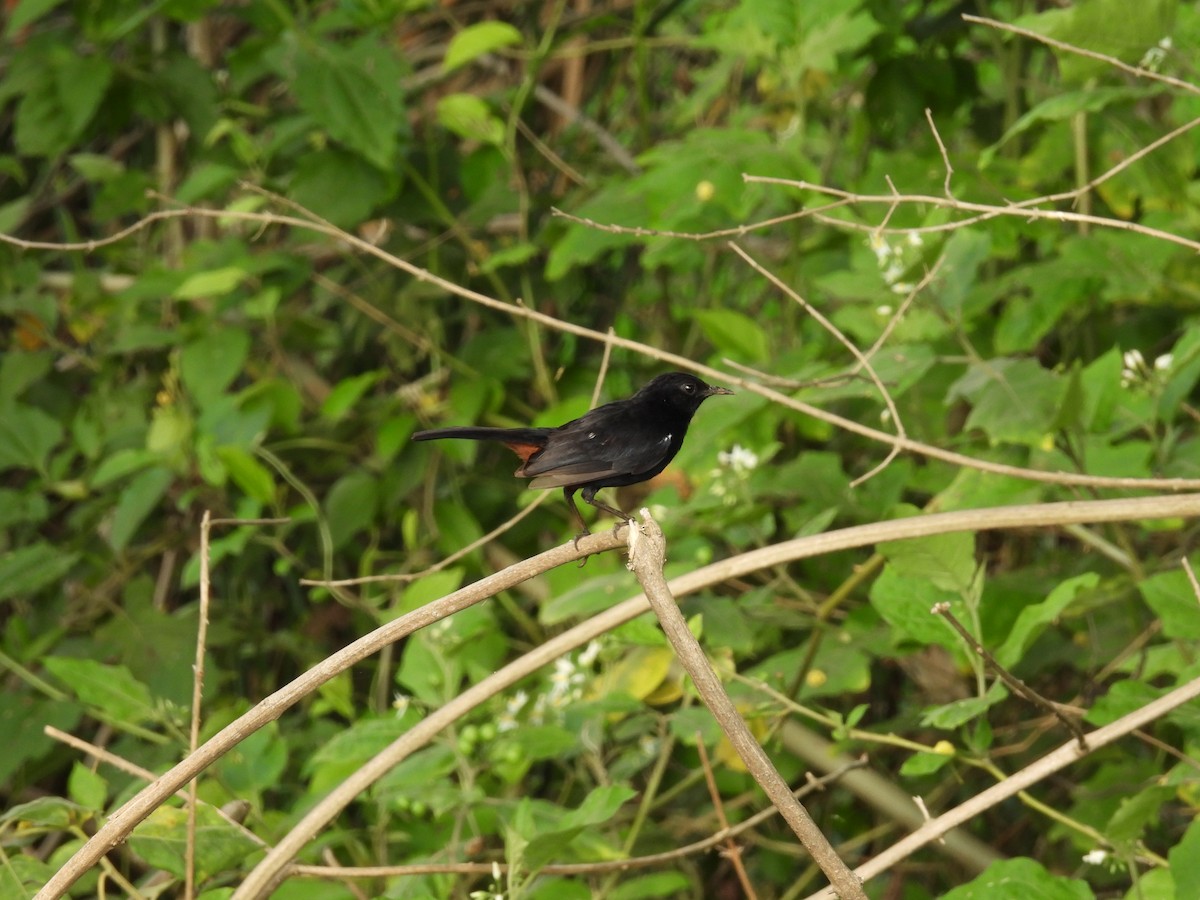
(932, 603, 1087, 749)
(7, 198, 1200, 493)
(803, 672, 1200, 899)
(696, 734, 758, 899)
(962, 14, 1200, 96)
(925, 109, 955, 198)
(727, 241, 905, 487)
(300, 495, 551, 587)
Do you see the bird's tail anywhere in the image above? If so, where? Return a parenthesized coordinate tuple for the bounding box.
(412, 426, 550, 445)
(412, 426, 552, 464)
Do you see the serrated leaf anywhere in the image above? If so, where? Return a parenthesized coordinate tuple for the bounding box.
(42, 657, 156, 724)
(0, 402, 64, 472)
(444, 21, 523, 72)
(291, 39, 404, 170)
(129, 805, 260, 881)
(940, 857, 1094, 900)
(0, 543, 81, 602)
(180, 329, 250, 407)
(1138, 568, 1200, 640)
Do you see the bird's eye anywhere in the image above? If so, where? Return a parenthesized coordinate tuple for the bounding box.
(682, 383, 695, 393)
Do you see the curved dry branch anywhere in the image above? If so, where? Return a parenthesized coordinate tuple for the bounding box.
(6, 201, 1200, 494)
(111, 492, 1200, 899)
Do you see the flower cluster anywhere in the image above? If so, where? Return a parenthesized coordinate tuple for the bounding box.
(1120, 349, 1172, 389)
(711, 443, 760, 505)
(868, 231, 924, 295)
(496, 641, 602, 731)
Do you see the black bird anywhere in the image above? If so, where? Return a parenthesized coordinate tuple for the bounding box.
(412, 372, 733, 535)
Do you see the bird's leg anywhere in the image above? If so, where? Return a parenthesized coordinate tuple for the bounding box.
(564, 487, 591, 549)
(581, 487, 634, 528)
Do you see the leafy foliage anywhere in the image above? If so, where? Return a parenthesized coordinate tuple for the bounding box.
(2, 0, 1200, 897)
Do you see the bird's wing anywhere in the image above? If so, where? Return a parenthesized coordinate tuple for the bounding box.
(520, 406, 674, 488)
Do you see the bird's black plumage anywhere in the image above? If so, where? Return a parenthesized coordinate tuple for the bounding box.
(412, 372, 733, 534)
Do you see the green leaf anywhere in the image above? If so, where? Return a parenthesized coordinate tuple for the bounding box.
(15, 48, 112, 156)
(173, 267, 247, 300)
(878, 507, 976, 593)
(940, 858, 1095, 900)
(92, 448, 160, 490)
(504, 725, 579, 761)
(129, 805, 261, 881)
(108, 466, 173, 552)
(215, 446, 275, 503)
(899, 751, 955, 777)
(1138, 568, 1200, 640)
(1019, 0, 1176, 84)
(67, 762, 107, 809)
(325, 470, 380, 550)
(869, 567, 961, 648)
(437, 93, 505, 145)
(444, 21, 523, 72)
(289, 148, 393, 228)
(321, 370, 383, 421)
(951, 359, 1065, 447)
(0, 543, 81, 602)
(399, 568, 467, 613)
(609, 872, 691, 900)
(0, 402, 64, 472)
(0, 796, 82, 829)
(982, 86, 1162, 166)
(995, 573, 1099, 668)
(1106, 784, 1174, 843)
(1169, 816, 1200, 900)
(0, 487, 49, 528)
(692, 309, 769, 362)
(180, 329, 251, 407)
(0, 348, 54, 403)
(42, 658, 156, 724)
(6, 0, 67, 32)
(479, 241, 539, 273)
(523, 786, 636, 870)
(920, 683, 1008, 730)
(215, 723, 288, 794)
(291, 38, 404, 170)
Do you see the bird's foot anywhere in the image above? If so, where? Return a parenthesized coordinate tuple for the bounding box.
(572, 528, 592, 552)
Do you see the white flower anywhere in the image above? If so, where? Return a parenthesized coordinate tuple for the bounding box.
(1123, 349, 1145, 371)
(890, 282, 914, 295)
(875, 304, 893, 316)
(868, 233, 891, 264)
(718, 444, 759, 474)
(906, 231, 924, 247)
(1154, 353, 1173, 371)
(578, 641, 601, 667)
(392, 692, 411, 716)
(1082, 849, 1108, 865)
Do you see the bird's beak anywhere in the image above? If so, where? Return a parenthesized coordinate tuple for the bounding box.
(707, 385, 734, 396)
